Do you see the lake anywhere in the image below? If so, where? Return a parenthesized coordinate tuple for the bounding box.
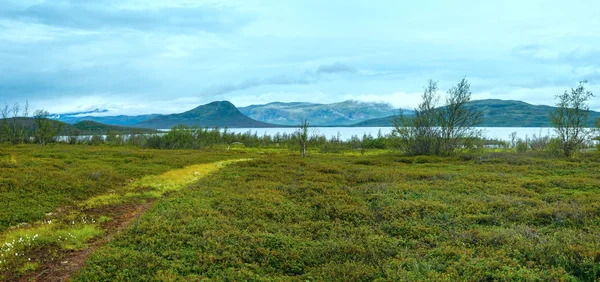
(224, 127, 558, 141)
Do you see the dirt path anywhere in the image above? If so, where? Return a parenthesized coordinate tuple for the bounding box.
(27, 203, 152, 282)
(13, 159, 248, 282)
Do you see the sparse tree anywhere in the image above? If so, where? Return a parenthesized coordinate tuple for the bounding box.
(393, 78, 482, 156)
(297, 119, 310, 156)
(21, 101, 30, 143)
(34, 109, 62, 145)
(1, 104, 9, 143)
(222, 127, 234, 150)
(550, 81, 595, 157)
(0, 102, 33, 144)
(595, 118, 600, 151)
(393, 79, 441, 155)
(11, 102, 21, 144)
(509, 131, 518, 149)
(438, 78, 483, 155)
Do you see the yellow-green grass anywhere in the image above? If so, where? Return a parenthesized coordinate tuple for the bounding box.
(0, 157, 249, 278)
(83, 159, 251, 208)
(0, 143, 254, 279)
(3, 143, 600, 280)
(0, 144, 249, 231)
(75, 152, 600, 281)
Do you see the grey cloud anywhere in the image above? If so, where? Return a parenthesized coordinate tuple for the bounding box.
(316, 62, 357, 74)
(512, 44, 543, 56)
(202, 64, 363, 98)
(583, 71, 600, 83)
(200, 63, 381, 98)
(512, 44, 600, 67)
(202, 75, 314, 97)
(0, 65, 161, 102)
(561, 49, 600, 67)
(2, 1, 251, 33)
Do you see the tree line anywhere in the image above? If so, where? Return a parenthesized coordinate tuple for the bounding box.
(0, 102, 63, 145)
(392, 78, 599, 157)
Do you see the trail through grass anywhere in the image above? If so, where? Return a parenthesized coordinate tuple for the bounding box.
(0, 152, 249, 281)
(3, 144, 600, 281)
(84, 158, 251, 208)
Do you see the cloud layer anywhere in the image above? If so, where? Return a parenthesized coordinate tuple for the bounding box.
(1, 0, 599, 114)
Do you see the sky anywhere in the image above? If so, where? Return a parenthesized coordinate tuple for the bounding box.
(1, 0, 600, 115)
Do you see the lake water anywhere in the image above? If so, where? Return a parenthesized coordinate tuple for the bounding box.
(225, 127, 558, 141)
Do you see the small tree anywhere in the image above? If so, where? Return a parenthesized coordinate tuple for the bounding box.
(296, 119, 310, 156)
(20, 101, 30, 143)
(34, 109, 62, 145)
(0, 104, 9, 143)
(393, 78, 482, 156)
(550, 81, 595, 157)
(438, 78, 483, 155)
(595, 118, 600, 151)
(392, 79, 441, 155)
(10, 102, 20, 144)
(222, 127, 234, 150)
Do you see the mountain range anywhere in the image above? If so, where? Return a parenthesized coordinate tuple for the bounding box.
(133, 101, 276, 129)
(238, 100, 401, 126)
(49, 99, 600, 128)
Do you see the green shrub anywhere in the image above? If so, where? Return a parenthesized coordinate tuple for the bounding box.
(516, 139, 528, 153)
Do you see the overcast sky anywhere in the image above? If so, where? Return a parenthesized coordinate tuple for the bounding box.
(1, 0, 599, 115)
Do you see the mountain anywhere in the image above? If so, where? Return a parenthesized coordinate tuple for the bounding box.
(50, 113, 161, 126)
(133, 101, 278, 129)
(351, 99, 600, 127)
(239, 100, 401, 126)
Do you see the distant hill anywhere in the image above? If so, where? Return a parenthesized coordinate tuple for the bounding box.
(50, 113, 161, 126)
(239, 100, 402, 126)
(70, 121, 156, 135)
(1, 118, 156, 135)
(133, 101, 278, 129)
(351, 99, 600, 127)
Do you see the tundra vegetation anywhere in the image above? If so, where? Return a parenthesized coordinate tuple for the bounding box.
(0, 83, 599, 280)
(0, 144, 598, 281)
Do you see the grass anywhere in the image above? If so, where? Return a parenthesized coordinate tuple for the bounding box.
(1, 144, 599, 280)
(0, 223, 103, 275)
(0, 144, 252, 280)
(0, 144, 249, 231)
(82, 158, 251, 208)
(76, 151, 600, 281)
